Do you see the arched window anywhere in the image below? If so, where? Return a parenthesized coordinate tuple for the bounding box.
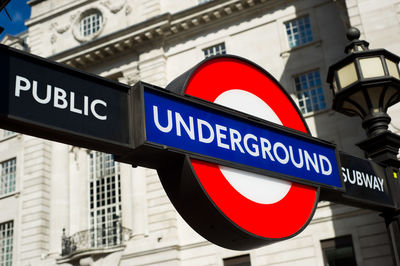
(80, 11, 103, 37)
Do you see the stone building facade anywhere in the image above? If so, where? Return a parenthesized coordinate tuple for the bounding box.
(1, 0, 400, 265)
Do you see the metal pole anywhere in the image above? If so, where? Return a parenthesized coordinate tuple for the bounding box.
(382, 210, 400, 265)
(358, 132, 400, 265)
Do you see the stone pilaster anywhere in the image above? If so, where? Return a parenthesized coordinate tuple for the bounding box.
(20, 136, 52, 264)
(138, 48, 167, 87)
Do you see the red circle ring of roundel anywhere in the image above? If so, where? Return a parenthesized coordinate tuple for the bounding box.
(165, 55, 319, 248)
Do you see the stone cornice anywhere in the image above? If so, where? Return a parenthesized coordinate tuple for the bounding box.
(49, 0, 269, 68)
(26, 0, 97, 27)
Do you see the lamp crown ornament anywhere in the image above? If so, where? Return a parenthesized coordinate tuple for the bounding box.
(344, 27, 370, 54)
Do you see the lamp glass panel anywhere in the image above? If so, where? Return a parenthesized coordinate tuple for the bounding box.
(383, 86, 400, 110)
(359, 57, 385, 78)
(366, 86, 385, 113)
(341, 100, 363, 117)
(385, 59, 400, 79)
(347, 90, 369, 116)
(355, 44, 366, 52)
(337, 62, 358, 88)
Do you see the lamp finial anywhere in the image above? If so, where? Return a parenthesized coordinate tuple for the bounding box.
(346, 27, 360, 41)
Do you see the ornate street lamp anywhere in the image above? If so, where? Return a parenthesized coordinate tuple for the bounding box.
(327, 27, 400, 168)
(327, 27, 400, 265)
(327, 27, 400, 137)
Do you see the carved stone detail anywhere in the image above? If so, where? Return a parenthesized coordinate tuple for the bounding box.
(50, 34, 57, 44)
(125, 4, 132, 16)
(119, 67, 140, 86)
(51, 22, 70, 34)
(101, 0, 126, 14)
(69, 146, 80, 162)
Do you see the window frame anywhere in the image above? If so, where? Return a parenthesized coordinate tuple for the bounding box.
(198, 0, 212, 4)
(223, 254, 251, 266)
(0, 158, 16, 197)
(277, 11, 321, 58)
(284, 15, 314, 49)
(80, 12, 103, 37)
(88, 151, 122, 249)
(73, 8, 106, 42)
(203, 42, 227, 58)
(293, 69, 327, 115)
(0, 220, 13, 266)
(2, 131, 15, 139)
(321, 235, 358, 266)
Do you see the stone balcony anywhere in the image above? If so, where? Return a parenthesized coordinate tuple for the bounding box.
(58, 225, 132, 263)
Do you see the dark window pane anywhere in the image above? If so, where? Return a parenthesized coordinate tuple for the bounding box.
(223, 254, 251, 266)
(321, 235, 357, 266)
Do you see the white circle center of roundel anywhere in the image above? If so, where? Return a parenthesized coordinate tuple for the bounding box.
(214, 89, 292, 204)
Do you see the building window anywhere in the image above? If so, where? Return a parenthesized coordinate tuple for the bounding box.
(321, 235, 357, 266)
(285, 16, 313, 48)
(0, 159, 16, 196)
(203, 43, 226, 58)
(223, 254, 251, 266)
(2, 131, 15, 139)
(0, 221, 13, 266)
(89, 152, 121, 248)
(80, 11, 103, 37)
(294, 70, 326, 114)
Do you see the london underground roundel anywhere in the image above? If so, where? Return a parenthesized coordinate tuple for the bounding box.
(161, 55, 319, 250)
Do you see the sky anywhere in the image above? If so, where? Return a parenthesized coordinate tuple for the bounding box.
(0, 0, 31, 39)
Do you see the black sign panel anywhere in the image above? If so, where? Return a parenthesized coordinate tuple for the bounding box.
(0, 44, 133, 156)
(323, 152, 395, 211)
